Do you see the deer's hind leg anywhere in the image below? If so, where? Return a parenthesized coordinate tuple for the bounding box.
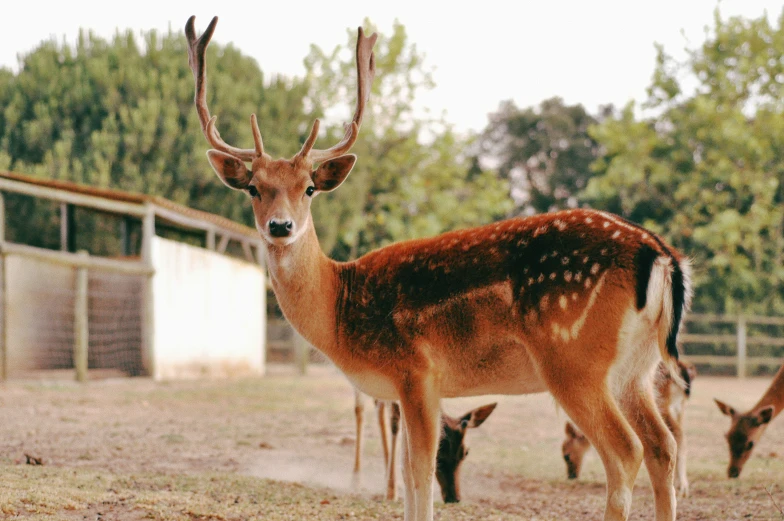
(545, 373, 643, 521)
(619, 370, 677, 521)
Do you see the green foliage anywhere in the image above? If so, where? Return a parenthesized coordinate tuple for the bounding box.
(585, 8, 784, 314)
(479, 97, 602, 215)
(0, 21, 512, 260)
(304, 20, 511, 259)
(0, 26, 308, 251)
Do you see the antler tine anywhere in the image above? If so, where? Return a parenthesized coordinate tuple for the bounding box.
(185, 15, 261, 162)
(250, 114, 264, 157)
(297, 119, 321, 158)
(304, 27, 377, 164)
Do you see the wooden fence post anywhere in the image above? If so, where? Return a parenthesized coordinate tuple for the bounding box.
(736, 315, 747, 378)
(74, 250, 89, 382)
(141, 205, 156, 379)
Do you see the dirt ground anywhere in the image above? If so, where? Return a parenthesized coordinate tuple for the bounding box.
(1, 364, 783, 520)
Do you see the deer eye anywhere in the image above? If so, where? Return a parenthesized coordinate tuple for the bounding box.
(746, 441, 754, 451)
(248, 185, 259, 198)
(305, 186, 316, 197)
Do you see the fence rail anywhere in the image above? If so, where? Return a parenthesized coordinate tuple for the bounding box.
(682, 314, 784, 377)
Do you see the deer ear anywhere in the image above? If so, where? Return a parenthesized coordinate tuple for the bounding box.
(311, 154, 356, 192)
(715, 399, 735, 418)
(754, 405, 775, 426)
(207, 150, 251, 190)
(462, 402, 498, 429)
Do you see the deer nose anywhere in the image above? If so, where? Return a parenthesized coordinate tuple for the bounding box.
(268, 219, 293, 238)
(728, 466, 740, 478)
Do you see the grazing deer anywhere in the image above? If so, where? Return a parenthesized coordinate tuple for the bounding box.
(563, 360, 697, 498)
(354, 390, 497, 503)
(186, 16, 691, 521)
(715, 363, 784, 478)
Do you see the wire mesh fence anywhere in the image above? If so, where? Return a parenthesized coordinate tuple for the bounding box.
(88, 270, 144, 376)
(4, 253, 145, 379)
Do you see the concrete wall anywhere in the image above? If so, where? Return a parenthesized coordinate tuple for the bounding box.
(151, 237, 265, 379)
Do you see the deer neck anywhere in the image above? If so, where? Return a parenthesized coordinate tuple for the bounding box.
(264, 216, 340, 354)
(754, 364, 784, 416)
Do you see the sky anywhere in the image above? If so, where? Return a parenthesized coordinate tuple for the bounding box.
(1, 0, 782, 134)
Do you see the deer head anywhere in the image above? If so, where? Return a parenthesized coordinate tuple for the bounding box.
(435, 402, 497, 503)
(562, 421, 591, 479)
(185, 16, 377, 246)
(714, 399, 775, 478)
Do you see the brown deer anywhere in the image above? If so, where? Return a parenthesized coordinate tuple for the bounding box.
(563, 360, 696, 498)
(715, 363, 784, 478)
(186, 16, 692, 521)
(354, 390, 496, 503)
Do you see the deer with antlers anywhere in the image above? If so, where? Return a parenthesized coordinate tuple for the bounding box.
(186, 16, 691, 521)
(715, 363, 784, 478)
(563, 360, 697, 498)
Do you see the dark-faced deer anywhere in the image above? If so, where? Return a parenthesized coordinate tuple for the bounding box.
(186, 16, 692, 521)
(715, 363, 783, 478)
(354, 390, 496, 503)
(563, 360, 696, 498)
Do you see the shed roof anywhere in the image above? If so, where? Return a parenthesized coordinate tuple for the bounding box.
(0, 170, 260, 241)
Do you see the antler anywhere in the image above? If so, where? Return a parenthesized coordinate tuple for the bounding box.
(297, 27, 377, 164)
(185, 16, 267, 162)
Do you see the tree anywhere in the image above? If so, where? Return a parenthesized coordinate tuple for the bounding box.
(584, 8, 784, 314)
(304, 21, 511, 260)
(0, 26, 309, 251)
(478, 97, 603, 216)
(0, 21, 513, 260)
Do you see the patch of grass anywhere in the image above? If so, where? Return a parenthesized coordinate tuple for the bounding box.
(0, 465, 521, 521)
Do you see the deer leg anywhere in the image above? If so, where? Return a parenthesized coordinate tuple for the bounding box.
(377, 401, 391, 472)
(663, 405, 688, 499)
(621, 381, 678, 519)
(398, 377, 440, 521)
(673, 420, 688, 499)
(353, 389, 365, 475)
(551, 381, 643, 521)
(400, 419, 416, 520)
(386, 402, 401, 500)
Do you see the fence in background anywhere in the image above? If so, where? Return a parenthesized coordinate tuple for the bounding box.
(681, 314, 784, 377)
(1, 243, 151, 381)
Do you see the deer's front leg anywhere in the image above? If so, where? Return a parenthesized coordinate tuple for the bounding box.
(398, 375, 441, 521)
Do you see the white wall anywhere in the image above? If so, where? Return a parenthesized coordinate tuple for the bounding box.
(151, 237, 265, 380)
